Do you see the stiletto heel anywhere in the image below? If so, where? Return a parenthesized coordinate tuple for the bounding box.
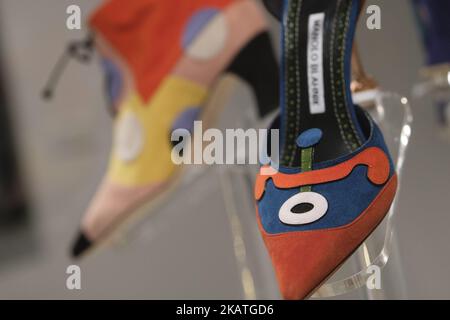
(350, 0, 379, 108)
(255, 0, 396, 299)
(41, 35, 94, 100)
(351, 41, 379, 108)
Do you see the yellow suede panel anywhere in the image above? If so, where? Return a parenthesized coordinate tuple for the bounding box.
(108, 76, 207, 186)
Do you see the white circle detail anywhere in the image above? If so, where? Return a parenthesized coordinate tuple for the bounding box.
(279, 192, 328, 225)
(114, 111, 144, 162)
(186, 14, 228, 60)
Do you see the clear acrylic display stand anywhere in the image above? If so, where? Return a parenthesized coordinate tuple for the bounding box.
(311, 91, 413, 299)
(216, 89, 413, 299)
(413, 66, 450, 126)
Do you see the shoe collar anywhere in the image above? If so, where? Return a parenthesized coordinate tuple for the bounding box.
(266, 107, 392, 174)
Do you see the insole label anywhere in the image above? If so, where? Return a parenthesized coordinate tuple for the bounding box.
(307, 12, 325, 115)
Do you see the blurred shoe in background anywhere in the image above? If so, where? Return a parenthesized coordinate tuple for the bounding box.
(412, 0, 450, 125)
(412, 0, 450, 67)
(71, 0, 279, 258)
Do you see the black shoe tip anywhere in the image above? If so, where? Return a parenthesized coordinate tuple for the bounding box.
(71, 231, 92, 259)
(42, 89, 53, 100)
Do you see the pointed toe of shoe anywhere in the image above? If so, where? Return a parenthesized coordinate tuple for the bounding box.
(257, 175, 398, 299)
(71, 231, 93, 259)
(262, 231, 343, 299)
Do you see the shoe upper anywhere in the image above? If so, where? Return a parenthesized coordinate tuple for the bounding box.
(255, 109, 398, 299)
(88, 0, 268, 186)
(257, 109, 395, 234)
(90, 0, 235, 103)
(75, 0, 270, 244)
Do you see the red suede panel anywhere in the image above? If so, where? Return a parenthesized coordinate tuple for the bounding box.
(257, 174, 398, 300)
(89, 0, 234, 102)
(255, 147, 390, 200)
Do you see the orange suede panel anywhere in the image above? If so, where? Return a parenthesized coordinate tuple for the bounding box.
(89, 0, 234, 102)
(255, 147, 390, 200)
(257, 174, 397, 300)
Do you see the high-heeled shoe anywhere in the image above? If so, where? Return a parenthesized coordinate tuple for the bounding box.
(70, 0, 279, 258)
(256, 0, 396, 299)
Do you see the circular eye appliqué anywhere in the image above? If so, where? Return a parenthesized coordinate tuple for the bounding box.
(279, 192, 328, 225)
(114, 111, 144, 163)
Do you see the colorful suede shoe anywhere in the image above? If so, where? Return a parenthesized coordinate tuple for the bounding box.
(255, 0, 397, 299)
(71, 0, 279, 258)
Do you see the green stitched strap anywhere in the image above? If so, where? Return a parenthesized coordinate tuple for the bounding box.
(300, 147, 313, 192)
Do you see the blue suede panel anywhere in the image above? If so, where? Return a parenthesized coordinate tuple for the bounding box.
(297, 128, 323, 148)
(101, 58, 123, 104)
(258, 116, 395, 235)
(171, 107, 201, 133)
(182, 9, 219, 50)
(258, 166, 383, 234)
(344, 0, 366, 143)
